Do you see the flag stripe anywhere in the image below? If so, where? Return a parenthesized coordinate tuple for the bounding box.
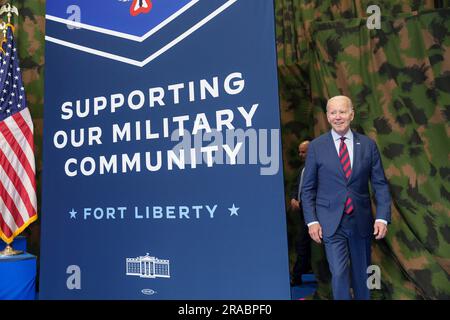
(0, 122, 36, 190)
(12, 109, 34, 152)
(0, 178, 25, 228)
(0, 197, 16, 238)
(6, 109, 36, 175)
(0, 132, 36, 208)
(0, 168, 32, 225)
(0, 151, 36, 216)
(2, 111, 35, 174)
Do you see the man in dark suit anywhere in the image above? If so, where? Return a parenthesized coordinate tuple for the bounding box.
(301, 95, 391, 300)
(289, 140, 312, 286)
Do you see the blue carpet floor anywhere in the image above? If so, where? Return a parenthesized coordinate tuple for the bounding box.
(290, 274, 317, 300)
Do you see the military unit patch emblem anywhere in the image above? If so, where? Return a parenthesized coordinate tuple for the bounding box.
(119, 0, 153, 16)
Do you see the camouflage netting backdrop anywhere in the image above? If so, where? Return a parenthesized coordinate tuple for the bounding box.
(8, 0, 449, 298)
(277, 0, 450, 299)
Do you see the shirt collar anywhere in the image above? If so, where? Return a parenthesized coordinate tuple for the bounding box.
(331, 128, 353, 142)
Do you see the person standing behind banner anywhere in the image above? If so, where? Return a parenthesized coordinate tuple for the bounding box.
(301, 95, 391, 300)
(289, 140, 312, 286)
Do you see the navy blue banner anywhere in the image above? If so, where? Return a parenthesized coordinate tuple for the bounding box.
(40, 0, 290, 299)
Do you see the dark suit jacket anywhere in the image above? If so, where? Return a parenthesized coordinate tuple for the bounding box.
(290, 166, 304, 201)
(301, 130, 391, 237)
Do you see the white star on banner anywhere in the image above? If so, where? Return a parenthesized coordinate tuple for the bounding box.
(228, 204, 240, 216)
(69, 209, 77, 219)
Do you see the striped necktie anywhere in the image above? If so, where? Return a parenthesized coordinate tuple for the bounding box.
(339, 137, 353, 214)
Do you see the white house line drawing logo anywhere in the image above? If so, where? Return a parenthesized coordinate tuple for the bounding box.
(126, 253, 170, 278)
(45, 0, 238, 67)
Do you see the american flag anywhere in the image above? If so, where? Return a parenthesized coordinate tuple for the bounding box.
(0, 26, 37, 245)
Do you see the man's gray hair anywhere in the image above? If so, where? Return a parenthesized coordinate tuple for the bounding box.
(326, 95, 353, 112)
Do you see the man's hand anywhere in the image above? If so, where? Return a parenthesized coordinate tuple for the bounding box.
(290, 199, 300, 211)
(308, 223, 322, 244)
(373, 221, 388, 240)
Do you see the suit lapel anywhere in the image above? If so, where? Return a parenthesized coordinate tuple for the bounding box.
(327, 132, 346, 180)
(349, 130, 361, 184)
